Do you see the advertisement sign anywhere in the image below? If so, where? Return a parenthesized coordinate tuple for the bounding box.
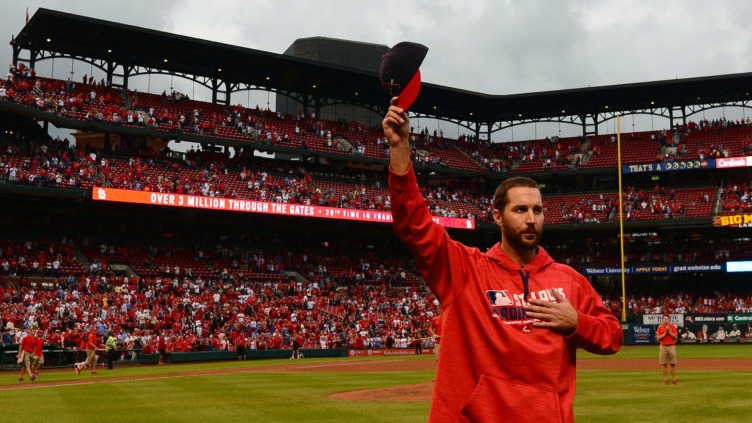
(581, 263, 724, 275)
(622, 159, 712, 174)
(715, 156, 752, 169)
(670, 264, 724, 273)
(727, 313, 752, 323)
(727, 261, 752, 272)
(92, 187, 475, 230)
(631, 325, 654, 344)
(679, 321, 751, 344)
(347, 348, 434, 357)
(582, 266, 630, 275)
(643, 314, 684, 326)
(628, 315, 752, 345)
(685, 314, 726, 323)
(714, 214, 752, 228)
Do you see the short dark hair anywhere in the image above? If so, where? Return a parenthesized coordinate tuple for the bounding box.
(493, 177, 540, 211)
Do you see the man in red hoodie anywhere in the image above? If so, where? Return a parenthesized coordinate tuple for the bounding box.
(383, 97, 622, 423)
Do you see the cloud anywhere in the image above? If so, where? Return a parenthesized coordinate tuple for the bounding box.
(4, 0, 752, 97)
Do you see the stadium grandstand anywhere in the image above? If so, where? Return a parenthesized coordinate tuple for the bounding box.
(2, 8, 752, 368)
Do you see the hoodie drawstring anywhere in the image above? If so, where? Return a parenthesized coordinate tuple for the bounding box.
(518, 270, 530, 302)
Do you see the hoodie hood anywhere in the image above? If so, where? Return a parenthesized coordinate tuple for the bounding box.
(485, 242, 555, 274)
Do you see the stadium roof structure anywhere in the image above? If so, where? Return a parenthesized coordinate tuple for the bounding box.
(11, 8, 752, 136)
(12, 8, 386, 108)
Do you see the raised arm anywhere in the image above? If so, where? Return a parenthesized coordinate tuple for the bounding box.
(382, 96, 411, 175)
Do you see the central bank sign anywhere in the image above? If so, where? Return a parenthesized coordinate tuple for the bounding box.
(728, 313, 752, 323)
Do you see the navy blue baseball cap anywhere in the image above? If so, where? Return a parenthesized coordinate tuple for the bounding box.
(379, 41, 428, 110)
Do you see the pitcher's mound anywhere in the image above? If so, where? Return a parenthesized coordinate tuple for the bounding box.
(329, 381, 434, 402)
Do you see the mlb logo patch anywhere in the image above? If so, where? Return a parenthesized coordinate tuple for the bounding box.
(486, 290, 513, 306)
(486, 290, 528, 323)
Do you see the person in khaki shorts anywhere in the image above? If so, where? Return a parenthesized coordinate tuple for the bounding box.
(656, 313, 678, 385)
(17, 327, 37, 381)
(31, 331, 45, 379)
(76, 328, 100, 375)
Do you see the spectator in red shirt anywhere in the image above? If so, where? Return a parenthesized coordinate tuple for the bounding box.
(656, 313, 678, 385)
(75, 328, 100, 375)
(157, 332, 169, 365)
(31, 332, 45, 379)
(17, 327, 38, 381)
(429, 313, 442, 360)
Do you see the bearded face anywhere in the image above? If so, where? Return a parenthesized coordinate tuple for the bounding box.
(493, 186, 544, 255)
(501, 216, 542, 251)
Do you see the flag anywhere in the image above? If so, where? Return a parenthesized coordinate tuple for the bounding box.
(25, 7, 29, 24)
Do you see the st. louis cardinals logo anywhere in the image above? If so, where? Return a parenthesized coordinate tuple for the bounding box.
(486, 288, 566, 325)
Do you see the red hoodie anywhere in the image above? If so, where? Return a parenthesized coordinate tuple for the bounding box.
(389, 166, 622, 423)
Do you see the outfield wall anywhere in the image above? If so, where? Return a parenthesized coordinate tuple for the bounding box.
(3, 325, 749, 370)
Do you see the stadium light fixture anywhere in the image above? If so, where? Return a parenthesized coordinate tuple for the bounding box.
(46, 38, 51, 43)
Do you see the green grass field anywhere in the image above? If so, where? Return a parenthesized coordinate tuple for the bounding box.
(2, 344, 750, 423)
(576, 344, 752, 423)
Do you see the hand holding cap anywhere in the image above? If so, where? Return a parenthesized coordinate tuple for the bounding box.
(379, 42, 428, 110)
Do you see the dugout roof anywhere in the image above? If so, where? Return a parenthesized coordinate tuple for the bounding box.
(12, 8, 752, 126)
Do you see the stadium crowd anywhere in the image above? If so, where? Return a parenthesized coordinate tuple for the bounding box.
(3, 231, 752, 358)
(1, 275, 439, 356)
(2, 64, 752, 227)
(1, 234, 441, 361)
(3, 256, 752, 361)
(4, 63, 752, 173)
(0, 135, 726, 225)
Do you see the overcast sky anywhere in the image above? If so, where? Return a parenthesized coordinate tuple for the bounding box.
(5, 1, 752, 139)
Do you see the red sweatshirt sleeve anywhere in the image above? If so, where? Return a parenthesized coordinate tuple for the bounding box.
(566, 276, 623, 354)
(388, 165, 469, 305)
